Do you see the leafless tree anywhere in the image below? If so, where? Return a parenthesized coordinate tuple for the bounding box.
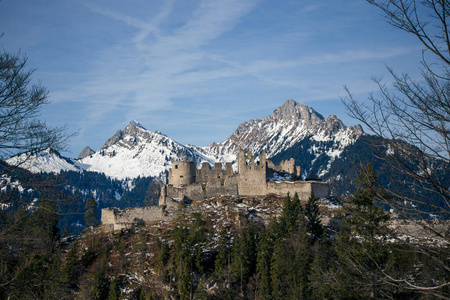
(0, 47, 69, 172)
(0, 41, 73, 296)
(343, 0, 450, 219)
(342, 0, 450, 297)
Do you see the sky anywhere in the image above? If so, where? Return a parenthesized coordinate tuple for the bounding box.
(0, 0, 424, 157)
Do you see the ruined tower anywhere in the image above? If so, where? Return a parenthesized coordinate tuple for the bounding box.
(237, 149, 268, 196)
(169, 161, 196, 186)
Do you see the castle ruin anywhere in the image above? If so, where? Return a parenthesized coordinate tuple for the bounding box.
(160, 149, 329, 205)
(102, 150, 330, 232)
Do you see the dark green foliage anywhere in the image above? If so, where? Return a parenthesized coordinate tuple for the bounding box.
(63, 242, 79, 287)
(256, 228, 274, 300)
(334, 164, 392, 298)
(156, 240, 170, 274)
(84, 197, 98, 227)
(108, 278, 120, 300)
(167, 214, 209, 300)
(214, 228, 231, 280)
(304, 191, 324, 245)
(231, 221, 257, 293)
(279, 192, 303, 235)
(30, 197, 60, 250)
(91, 259, 110, 300)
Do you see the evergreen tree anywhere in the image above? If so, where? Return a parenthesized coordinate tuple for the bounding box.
(288, 222, 310, 298)
(334, 164, 391, 298)
(63, 242, 79, 288)
(214, 228, 230, 281)
(156, 241, 170, 276)
(270, 237, 287, 300)
(231, 222, 256, 294)
(92, 259, 110, 300)
(108, 278, 120, 300)
(304, 191, 324, 245)
(256, 219, 278, 300)
(279, 193, 293, 234)
(84, 198, 98, 228)
(29, 197, 60, 252)
(308, 240, 337, 299)
(170, 224, 192, 300)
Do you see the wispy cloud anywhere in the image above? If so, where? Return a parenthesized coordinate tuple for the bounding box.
(39, 0, 422, 152)
(67, 0, 258, 130)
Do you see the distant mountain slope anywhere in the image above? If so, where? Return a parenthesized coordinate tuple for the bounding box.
(6, 148, 84, 173)
(6, 101, 364, 180)
(199, 99, 363, 177)
(77, 146, 95, 159)
(78, 121, 213, 180)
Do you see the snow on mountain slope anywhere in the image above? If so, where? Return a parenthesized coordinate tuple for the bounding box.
(6, 148, 83, 174)
(78, 121, 212, 180)
(198, 100, 363, 175)
(7, 101, 363, 180)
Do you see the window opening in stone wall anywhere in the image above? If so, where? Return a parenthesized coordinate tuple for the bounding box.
(175, 165, 178, 169)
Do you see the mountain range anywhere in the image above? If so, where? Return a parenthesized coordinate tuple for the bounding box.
(6, 100, 364, 181)
(5, 99, 449, 234)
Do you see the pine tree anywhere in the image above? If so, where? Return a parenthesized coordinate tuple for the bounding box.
(29, 197, 60, 252)
(92, 259, 110, 300)
(288, 221, 310, 298)
(279, 193, 293, 234)
(304, 191, 324, 245)
(256, 230, 272, 300)
(256, 219, 278, 300)
(231, 231, 248, 293)
(63, 242, 79, 287)
(170, 224, 192, 300)
(214, 228, 230, 280)
(108, 278, 120, 300)
(270, 237, 287, 300)
(334, 164, 391, 298)
(84, 197, 98, 228)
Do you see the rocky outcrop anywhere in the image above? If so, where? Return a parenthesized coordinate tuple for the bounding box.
(198, 100, 364, 178)
(77, 146, 95, 159)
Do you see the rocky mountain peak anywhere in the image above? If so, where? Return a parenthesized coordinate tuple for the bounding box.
(101, 121, 154, 150)
(128, 120, 146, 131)
(270, 100, 324, 126)
(320, 114, 346, 134)
(77, 146, 95, 159)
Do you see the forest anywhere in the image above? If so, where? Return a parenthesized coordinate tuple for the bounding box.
(0, 166, 448, 299)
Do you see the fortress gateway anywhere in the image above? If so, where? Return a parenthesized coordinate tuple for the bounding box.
(102, 150, 330, 231)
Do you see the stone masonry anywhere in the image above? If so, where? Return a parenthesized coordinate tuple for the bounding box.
(102, 150, 330, 232)
(160, 149, 330, 205)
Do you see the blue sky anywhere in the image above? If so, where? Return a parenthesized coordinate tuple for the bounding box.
(0, 0, 423, 157)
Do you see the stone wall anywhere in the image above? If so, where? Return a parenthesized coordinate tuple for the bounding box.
(267, 181, 329, 200)
(161, 149, 330, 203)
(101, 206, 176, 232)
(163, 175, 240, 202)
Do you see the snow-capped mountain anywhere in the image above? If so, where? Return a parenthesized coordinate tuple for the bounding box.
(6, 148, 84, 174)
(7, 101, 363, 180)
(78, 121, 212, 180)
(197, 100, 363, 176)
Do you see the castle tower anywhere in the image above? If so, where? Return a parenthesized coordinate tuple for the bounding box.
(238, 148, 246, 174)
(260, 150, 267, 169)
(169, 161, 196, 186)
(236, 149, 268, 196)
